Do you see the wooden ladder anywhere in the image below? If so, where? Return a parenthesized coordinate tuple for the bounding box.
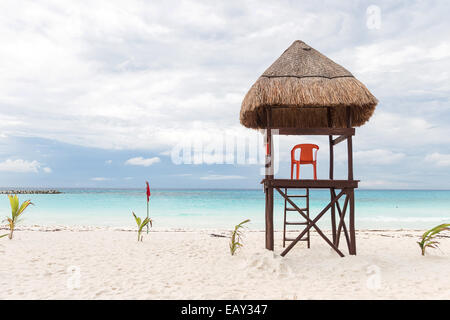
(283, 188, 310, 248)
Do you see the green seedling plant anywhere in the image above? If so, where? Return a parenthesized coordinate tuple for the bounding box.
(417, 223, 450, 256)
(132, 212, 152, 242)
(230, 219, 250, 256)
(4, 195, 33, 240)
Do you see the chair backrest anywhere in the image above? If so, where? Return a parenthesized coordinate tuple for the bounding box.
(291, 144, 319, 163)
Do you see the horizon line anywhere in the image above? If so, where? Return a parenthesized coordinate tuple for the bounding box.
(1, 186, 450, 191)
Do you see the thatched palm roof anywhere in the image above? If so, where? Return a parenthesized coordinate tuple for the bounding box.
(240, 40, 378, 129)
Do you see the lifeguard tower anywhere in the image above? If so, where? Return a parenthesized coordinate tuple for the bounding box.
(239, 40, 378, 257)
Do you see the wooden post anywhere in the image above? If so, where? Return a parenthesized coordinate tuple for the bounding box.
(346, 107, 353, 181)
(327, 107, 334, 179)
(346, 106, 356, 255)
(306, 187, 310, 249)
(265, 107, 274, 250)
(349, 189, 356, 255)
(328, 107, 336, 243)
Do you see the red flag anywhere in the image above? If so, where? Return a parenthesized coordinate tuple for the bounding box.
(146, 181, 151, 202)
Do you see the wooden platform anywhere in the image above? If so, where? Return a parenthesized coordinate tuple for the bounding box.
(262, 179, 359, 189)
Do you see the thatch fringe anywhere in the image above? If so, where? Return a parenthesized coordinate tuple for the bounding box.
(240, 76, 377, 129)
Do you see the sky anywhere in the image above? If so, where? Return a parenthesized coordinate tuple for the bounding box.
(0, 0, 450, 189)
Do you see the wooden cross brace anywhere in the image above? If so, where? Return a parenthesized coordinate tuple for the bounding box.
(276, 187, 354, 257)
(332, 189, 351, 250)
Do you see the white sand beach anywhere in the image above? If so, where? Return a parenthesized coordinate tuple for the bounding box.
(1, 228, 449, 300)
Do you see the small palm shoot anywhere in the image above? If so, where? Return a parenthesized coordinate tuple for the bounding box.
(132, 212, 152, 242)
(5, 195, 33, 240)
(417, 223, 450, 256)
(230, 219, 250, 256)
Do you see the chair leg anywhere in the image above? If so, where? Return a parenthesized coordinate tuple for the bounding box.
(313, 163, 317, 180)
(296, 164, 300, 180)
(291, 163, 294, 179)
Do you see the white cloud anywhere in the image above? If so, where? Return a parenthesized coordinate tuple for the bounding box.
(105, 160, 112, 165)
(0, 1, 450, 190)
(172, 173, 193, 177)
(43, 167, 52, 173)
(0, 159, 41, 173)
(125, 156, 161, 167)
(334, 147, 406, 166)
(359, 179, 413, 189)
(9, 0, 448, 152)
(355, 111, 450, 152)
(200, 174, 245, 180)
(359, 180, 389, 188)
(90, 177, 111, 181)
(425, 153, 450, 167)
(353, 42, 450, 75)
(353, 149, 406, 165)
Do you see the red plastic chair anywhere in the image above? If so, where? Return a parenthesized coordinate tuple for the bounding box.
(291, 144, 319, 180)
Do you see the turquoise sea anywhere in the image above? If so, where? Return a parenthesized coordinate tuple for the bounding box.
(1, 189, 449, 230)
